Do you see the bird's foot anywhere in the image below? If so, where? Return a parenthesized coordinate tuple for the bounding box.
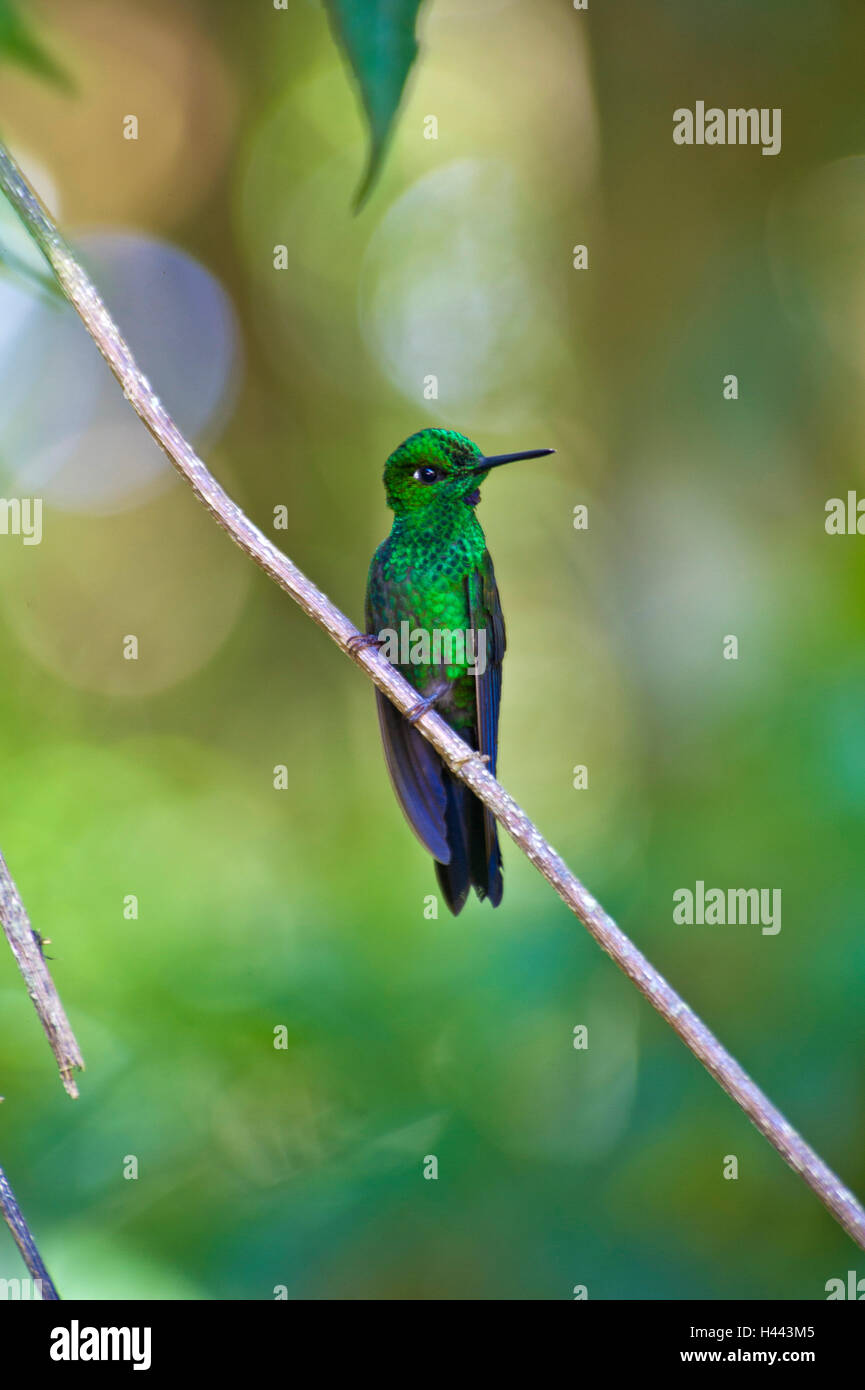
(406, 679, 450, 724)
(406, 695, 437, 724)
(347, 632, 384, 655)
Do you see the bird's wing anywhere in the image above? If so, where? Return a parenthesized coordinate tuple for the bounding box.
(366, 559, 451, 864)
(465, 550, 506, 903)
(466, 548, 506, 777)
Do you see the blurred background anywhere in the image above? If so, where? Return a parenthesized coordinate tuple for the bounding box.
(0, 0, 864, 1300)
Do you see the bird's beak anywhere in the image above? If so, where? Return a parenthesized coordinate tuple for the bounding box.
(471, 448, 555, 475)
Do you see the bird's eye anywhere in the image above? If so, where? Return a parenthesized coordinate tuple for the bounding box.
(413, 465, 441, 484)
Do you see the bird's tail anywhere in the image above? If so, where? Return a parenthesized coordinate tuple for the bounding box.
(435, 766, 503, 915)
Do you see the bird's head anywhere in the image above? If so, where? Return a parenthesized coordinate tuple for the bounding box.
(383, 428, 553, 514)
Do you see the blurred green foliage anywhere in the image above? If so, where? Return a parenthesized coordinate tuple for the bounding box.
(0, 0, 68, 90)
(0, 0, 863, 1301)
(323, 0, 425, 207)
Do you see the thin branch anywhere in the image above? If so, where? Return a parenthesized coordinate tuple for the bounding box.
(0, 1161, 60, 1298)
(1, 142, 863, 1253)
(0, 851, 83, 1099)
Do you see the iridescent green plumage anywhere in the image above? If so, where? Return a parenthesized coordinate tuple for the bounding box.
(364, 427, 553, 914)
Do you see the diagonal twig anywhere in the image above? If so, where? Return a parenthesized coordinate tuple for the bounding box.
(0, 1160, 60, 1298)
(0, 852, 83, 1099)
(0, 140, 863, 1250)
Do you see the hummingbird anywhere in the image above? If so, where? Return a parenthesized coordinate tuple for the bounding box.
(354, 428, 554, 915)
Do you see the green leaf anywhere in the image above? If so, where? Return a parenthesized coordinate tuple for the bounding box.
(322, 0, 425, 210)
(0, 243, 63, 304)
(0, 0, 71, 90)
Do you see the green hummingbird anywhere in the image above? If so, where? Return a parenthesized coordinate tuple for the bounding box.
(354, 428, 554, 915)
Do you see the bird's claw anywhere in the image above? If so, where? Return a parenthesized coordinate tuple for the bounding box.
(406, 695, 437, 725)
(407, 680, 451, 725)
(347, 632, 384, 655)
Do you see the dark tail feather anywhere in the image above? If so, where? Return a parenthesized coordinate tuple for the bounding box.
(435, 769, 503, 915)
(435, 771, 471, 915)
(471, 799, 503, 907)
